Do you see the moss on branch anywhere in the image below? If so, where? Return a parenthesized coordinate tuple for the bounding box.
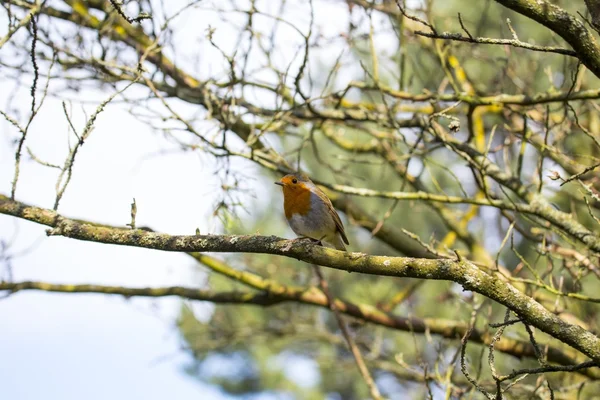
(2, 193, 600, 365)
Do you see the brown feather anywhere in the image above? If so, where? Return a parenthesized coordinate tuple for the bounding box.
(313, 186, 350, 245)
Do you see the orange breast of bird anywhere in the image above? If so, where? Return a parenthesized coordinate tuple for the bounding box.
(283, 185, 312, 219)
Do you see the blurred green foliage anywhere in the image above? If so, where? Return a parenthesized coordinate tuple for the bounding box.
(176, 0, 600, 398)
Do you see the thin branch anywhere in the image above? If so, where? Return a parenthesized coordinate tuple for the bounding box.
(0, 0, 41, 49)
(0, 281, 282, 304)
(108, 0, 151, 24)
(53, 79, 138, 210)
(10, 9, 40, 200)
(395, 0, 437, 34)
(560, 162, 600, 186)
(494, 0, 600, 78)
(499, 361, 597, 382)
(413, 31, 577, 57)
(313, 265, 383, 400)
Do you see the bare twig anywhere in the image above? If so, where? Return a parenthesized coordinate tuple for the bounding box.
(108, 0, 151, 24)
(313, 265, 383, 400)
(413, 31, 577, 57)
(54, 79, 138, 210)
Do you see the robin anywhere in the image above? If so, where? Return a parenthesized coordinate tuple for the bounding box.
(275, 173, 349, 251)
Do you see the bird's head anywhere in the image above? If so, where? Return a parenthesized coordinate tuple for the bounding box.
(275, 173, 312, 194)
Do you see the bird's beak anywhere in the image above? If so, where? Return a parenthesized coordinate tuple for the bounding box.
(274, 181, 284, 186)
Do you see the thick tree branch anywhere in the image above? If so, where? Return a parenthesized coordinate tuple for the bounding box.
(188, 255, 591, 371)
(2, 193, 600, 365)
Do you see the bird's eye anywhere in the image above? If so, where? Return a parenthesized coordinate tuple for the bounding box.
(292, 178, 298, 184)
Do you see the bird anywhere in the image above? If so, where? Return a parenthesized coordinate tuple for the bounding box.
(275, 173, 349, 251)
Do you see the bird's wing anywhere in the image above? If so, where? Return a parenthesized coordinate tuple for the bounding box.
(314, 188, 350, 245)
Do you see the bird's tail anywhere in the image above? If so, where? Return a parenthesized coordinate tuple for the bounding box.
(330, 233, 347, 251)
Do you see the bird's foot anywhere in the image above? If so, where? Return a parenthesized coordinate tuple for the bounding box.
(297, 236, 322, 246)
(281, 237, 319, 252)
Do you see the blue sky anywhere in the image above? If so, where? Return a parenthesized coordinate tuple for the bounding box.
(0, 93, 234, 398)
